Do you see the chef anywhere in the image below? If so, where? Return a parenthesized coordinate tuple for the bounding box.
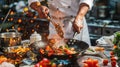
(28, 0, 93, 46)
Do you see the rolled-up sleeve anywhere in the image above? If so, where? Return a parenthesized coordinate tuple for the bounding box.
(28, 0, 40, 6)
(79, 0, 94, 10)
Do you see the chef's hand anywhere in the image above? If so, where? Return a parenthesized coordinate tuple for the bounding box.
(30, 2, 49, 19)
(37, 5, 49, 19)
(73, 16, 83, 33)
(73, 3, 89, 33)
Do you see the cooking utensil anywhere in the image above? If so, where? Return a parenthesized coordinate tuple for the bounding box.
(39, 39, 89, 60)
(0, 9, 11, 32)
(73, 32, 78, 38)
(29, 40, 47, 53)
(47, 16, 64, 38)
(66, 39, 89, 52)
(0, 29, 22, 47)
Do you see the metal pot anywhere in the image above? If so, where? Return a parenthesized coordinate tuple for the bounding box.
(0, 29, 22, 47)
(97, 6, 109, 19)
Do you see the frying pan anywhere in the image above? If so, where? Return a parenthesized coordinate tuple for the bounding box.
(35, 39, 89, 60)
(66, 39, 89, 52)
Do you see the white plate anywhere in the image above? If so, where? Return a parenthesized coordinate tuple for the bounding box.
(77, 56, 103, 67)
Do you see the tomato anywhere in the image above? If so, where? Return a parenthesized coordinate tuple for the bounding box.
(113, 45, 117, 49)
(0, 60, 3, 64)
(93, 59, 98, 64)
(39, 61, 44, 65)
(103, 59, 108, 66)
(46, 46, 52, 51)
(111, 60, 116, 67)
(34, 63, 40, 67)
(111, 57, 117, 61)
(95, 64, 100, 67)
(42, 58, 50, 63)
(86, 58, 93, 67)
(66, 50, 72, 55)
(93, 59, 98, 67)
(110, 51, 114, 56)
(83, 63, 89, 67)
(39, 49, 45, 54)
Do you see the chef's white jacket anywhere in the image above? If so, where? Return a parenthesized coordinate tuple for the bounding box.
(28, 0, 93, 45)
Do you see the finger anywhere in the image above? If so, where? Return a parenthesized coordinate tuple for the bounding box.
(73, 24, 80, 33)
(38, 12, 44, 18)
(41, 9, 48, 18)
(73, 24, 77, 32)
(79, 25, 83, 29)
(74, 24, 82, 33)
(45, 8, 49, 14)
(77, 27, 81, 33)
(44, 13, 49, 18)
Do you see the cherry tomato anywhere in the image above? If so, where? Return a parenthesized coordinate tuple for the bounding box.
(111, 57, 117, 61)
(111, 60, 116, 67)
(103, 59, 108, 66)
(113, 45, 117, 49)
(110, 51, 114, 56)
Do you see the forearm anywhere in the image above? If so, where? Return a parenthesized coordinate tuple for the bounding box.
(76, 3, 89, 20)
(30, 1, 41, 11)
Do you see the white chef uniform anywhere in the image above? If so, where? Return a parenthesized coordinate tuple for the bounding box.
(28, 0, 93, 45)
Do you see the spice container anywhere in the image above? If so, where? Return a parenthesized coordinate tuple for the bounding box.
(30, 31, 41, 44)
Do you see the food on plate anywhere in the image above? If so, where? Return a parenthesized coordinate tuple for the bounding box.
(95, 47, 104, 52)
(0, 56, 7, 64)
(83, 58, 99, 67)
(8, 46, 30, 53)
(78, 56, 103, 67)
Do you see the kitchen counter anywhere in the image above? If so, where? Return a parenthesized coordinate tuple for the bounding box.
(1, 46, 119, 67)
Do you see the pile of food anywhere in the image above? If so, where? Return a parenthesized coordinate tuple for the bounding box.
(0, 46, 31, 65)
(0, 36, 89, 66)
(82, 58, 99, 67)
(39, 45, 77, 56)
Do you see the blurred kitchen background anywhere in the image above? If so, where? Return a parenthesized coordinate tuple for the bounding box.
(0, 0, 120, 46)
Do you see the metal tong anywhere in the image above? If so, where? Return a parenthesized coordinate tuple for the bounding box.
(73, 32, 78, 39)
(47, 16, 64, 38)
